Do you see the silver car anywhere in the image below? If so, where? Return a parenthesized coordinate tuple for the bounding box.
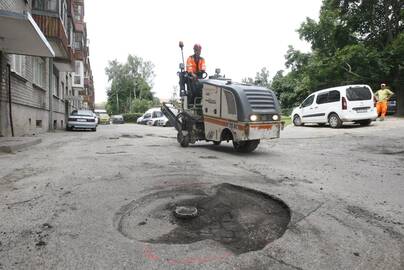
(67, 110, 97, 131)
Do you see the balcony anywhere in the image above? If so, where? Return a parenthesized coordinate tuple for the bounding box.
(32, 14, 74, 71)
(73, 49, 84, 60)
(84, 77, 93, 88)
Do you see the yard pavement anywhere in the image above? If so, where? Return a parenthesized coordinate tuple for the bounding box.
(0, 118, 403, 269)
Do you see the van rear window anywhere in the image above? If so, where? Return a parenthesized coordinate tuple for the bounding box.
(346, 87, 372, 101)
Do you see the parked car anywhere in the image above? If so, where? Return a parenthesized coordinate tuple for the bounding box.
(67, 110, 97, 131)
(94, 109, 107, 124)
(147, 114, 170, 126)
(93, 112, 99, 126)
(387, 94, 397, 115)
(110, 114, 124, 124)
(99, 113, 110, 124)
(137, 108, 161, 125)
(291, 84, 378, 128)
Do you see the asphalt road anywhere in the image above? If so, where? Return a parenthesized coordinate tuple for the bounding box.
(0, 119, 403, 270)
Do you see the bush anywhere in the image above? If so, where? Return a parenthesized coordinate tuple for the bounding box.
(122, 113, 143, 123)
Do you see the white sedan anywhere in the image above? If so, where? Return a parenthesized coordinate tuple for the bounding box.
(66, 110, 97, 131)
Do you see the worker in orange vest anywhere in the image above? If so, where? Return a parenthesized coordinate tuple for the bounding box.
(186, 44, 206, 79)
(186, 44, 206, 105)
(374, 83, 394, 121)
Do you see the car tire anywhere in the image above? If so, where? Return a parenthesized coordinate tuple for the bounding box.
(293, 115, 303, 126)
(92, 128, 97, 132)
(233, 140, 260, 153)
(358, 119, 372, 126)
(318, 123, 326, 127)
(213, 141, 221, 146)
(328, 113, 342, 128)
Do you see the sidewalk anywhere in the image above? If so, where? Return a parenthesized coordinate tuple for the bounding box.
(0, 136, 42, 153)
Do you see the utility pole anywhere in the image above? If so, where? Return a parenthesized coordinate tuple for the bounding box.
(116, 88, 119, 114)
(129, 89, 132, 113)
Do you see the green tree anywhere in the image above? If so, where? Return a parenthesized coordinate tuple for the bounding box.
(105, 55, 155, 114)
(269, 0, 404, 114)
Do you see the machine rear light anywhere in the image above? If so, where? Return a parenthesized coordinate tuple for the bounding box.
(342, 97, 347, 110)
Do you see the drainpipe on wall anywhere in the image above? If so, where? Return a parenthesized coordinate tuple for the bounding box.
(7, 64, 14, 137)
(48, 58, 53, 131)
(0, 51, 2, 137)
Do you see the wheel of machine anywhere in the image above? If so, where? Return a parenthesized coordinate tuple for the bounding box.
(177, 131, 189, 147)
(233, 140, 260, 153)
(293, 115, 303, 126)
(92, 127, 97, 132)
(358, 119, 372, 126)
(318, 123, 326, 127)
(213, 141, 221, 146)
(328, 113, 342, 128)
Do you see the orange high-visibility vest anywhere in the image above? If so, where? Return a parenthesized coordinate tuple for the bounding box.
(186, 55, 206, 74)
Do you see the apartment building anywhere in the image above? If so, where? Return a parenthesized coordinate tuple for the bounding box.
(0, 0, 94, 137)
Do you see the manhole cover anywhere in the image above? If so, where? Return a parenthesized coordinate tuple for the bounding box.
(115, 183, 290, 255)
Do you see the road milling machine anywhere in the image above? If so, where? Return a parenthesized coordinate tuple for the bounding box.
(161, 42, 284, 153)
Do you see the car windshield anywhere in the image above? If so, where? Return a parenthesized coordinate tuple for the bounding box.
(346, 87, 372, 101)
(71, 110, 93, 116)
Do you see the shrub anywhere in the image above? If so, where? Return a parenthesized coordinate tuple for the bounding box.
(122, 113, 143, 123)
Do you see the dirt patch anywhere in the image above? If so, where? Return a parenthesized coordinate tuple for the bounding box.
(121, 134, 143, 139)
(116, 183, 290, 255)
(96, 151, 127, 155)
(199, 156, 218, 160)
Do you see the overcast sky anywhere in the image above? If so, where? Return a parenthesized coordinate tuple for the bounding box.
(85, 0, 322, 103)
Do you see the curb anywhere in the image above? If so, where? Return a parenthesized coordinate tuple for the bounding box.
(0, 138, 42, 153)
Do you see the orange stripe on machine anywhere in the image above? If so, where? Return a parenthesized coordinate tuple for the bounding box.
(203, 116, 245, 130)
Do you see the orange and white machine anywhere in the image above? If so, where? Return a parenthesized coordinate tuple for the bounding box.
(161, 43, 283, 153)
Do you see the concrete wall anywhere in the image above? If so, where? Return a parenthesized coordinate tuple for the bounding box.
(0, 0, 28, 12)
(0, 100, 49, 136)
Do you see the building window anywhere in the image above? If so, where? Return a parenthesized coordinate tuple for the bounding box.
(10, 55, 26, 77)
(61, 0, 68, 33)
(61, 82, 65, 99)
(73, 61, 84, 87)
(52, 72, 59, 97)
(74, 32, 82, 50)
(75, 5, 83, 21)
(33, 0, 58, 12)
(33, 57, 46, 88)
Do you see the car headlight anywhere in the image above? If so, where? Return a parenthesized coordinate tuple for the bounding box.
(250, 115, 258, 121)
(272, 115, 279, 121)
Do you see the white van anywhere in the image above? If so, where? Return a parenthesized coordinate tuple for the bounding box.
(291, 84, 378, 128)
(137, 106, 178, 126)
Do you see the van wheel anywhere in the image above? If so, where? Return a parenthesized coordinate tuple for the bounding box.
(233, 140, 260, 153)
(293, 115, 303, 126)
(358, 119, 372, 126)
(213, 141, 221, 145)
(328, 113, 342, 128)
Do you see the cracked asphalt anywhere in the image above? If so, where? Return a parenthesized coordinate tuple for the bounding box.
(0, 118, 403, 269)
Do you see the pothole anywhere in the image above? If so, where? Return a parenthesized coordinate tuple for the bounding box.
(115, 183, 290, 255)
